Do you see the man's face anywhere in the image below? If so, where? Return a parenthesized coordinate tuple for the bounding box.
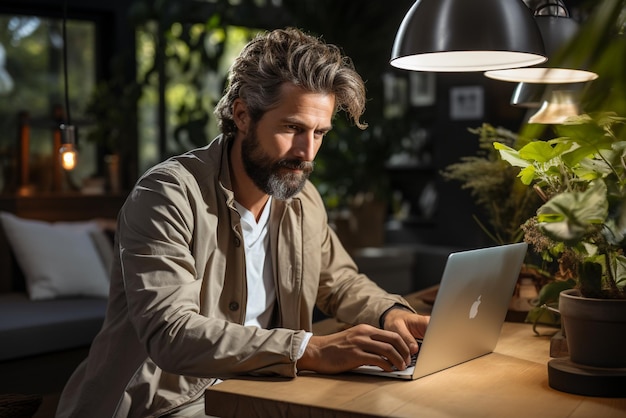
(241, 83, 335, 200)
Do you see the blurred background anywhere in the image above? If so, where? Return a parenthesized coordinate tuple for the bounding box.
(0, 0, 623, 277)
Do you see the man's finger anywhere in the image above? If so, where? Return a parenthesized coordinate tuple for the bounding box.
(369, 331, 411, 366)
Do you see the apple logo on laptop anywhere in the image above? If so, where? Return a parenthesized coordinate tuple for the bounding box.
(469, 295, 482, 319)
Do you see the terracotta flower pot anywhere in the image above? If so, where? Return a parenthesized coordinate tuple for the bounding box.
(559, 288, 626, 368)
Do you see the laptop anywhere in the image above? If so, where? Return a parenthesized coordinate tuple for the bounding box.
(352, 242, 528, 380)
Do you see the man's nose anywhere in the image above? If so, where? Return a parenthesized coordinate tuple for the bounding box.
(293, 132, 316, 161)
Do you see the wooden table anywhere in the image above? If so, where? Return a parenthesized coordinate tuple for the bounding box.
(205, 290, 626, 418)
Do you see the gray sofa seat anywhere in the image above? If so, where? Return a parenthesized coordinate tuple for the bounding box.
(0, 292, 107, 361)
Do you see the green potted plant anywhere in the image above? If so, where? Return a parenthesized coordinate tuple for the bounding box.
(495, 114, 626, 293)
(494, 113, 626, 377)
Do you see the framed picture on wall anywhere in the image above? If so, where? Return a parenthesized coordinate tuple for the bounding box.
(409, 72, 436, 107)
(449, 86, 484, 120)
(382, 72, 408, 119)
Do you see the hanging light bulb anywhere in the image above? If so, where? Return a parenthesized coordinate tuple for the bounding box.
(528, 89, 581, 124)
(58, 1, 78, 172)
(59, 124, 77, 170)
(60, 143, 77, 170)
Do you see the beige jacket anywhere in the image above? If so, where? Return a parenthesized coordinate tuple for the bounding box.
(56, 135, 411, 418)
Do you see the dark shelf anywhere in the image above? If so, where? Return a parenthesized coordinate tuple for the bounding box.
(0, 193, 127, 221)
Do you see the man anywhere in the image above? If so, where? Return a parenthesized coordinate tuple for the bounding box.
(57, 27, 429, 418)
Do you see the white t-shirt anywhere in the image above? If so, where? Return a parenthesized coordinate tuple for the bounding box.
(234, 198, 312, 358)
(234, 198, 276, 328)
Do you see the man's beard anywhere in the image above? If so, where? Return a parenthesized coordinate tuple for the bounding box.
(241, 128, 314, 201)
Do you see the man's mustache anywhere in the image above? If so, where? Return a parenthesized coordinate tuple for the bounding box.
(276, 159, 314, 173)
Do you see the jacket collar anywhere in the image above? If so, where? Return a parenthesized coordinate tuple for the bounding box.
(215, 135, 236, 208)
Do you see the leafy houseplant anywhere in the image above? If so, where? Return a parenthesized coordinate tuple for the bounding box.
(495, 113, 626, 386)
(495, 113, 626, 301)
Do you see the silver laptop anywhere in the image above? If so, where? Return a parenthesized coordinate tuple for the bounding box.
(352, 242, 528, 380)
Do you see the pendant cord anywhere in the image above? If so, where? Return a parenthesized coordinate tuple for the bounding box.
(62, 0, 71, 125)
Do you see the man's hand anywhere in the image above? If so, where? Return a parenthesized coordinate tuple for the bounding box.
(296, 324, 412, 374)
(383, 308, 430, 354)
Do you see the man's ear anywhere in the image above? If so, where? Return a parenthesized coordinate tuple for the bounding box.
(233, 99, 250, 134)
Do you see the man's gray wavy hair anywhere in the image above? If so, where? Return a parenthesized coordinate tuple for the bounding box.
(214, 27, 367, 139)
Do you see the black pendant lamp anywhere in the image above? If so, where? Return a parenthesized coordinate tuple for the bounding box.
(391, 0, 547, 72)
(485, 0, 598, 83)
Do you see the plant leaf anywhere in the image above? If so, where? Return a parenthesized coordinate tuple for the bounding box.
(493, 142, 529, 168)
(614, 255, 626, 290)
(518, 165, 536, 185)
(537, 181, 609, 243)
(537, 279, 576, 305)
(518, 141, 559, 163)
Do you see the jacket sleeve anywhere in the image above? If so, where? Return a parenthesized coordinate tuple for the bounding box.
(118, 164, 305, 379)
(302, 185, 415, 326)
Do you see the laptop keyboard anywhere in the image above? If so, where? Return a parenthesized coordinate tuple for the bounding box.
(394, 339, 422, 370)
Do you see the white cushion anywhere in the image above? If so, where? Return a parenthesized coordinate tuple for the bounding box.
(0, 212, 110, 300)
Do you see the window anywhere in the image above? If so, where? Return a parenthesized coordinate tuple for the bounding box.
(0, 14, 97, 193)
(136, 21, 260, 174)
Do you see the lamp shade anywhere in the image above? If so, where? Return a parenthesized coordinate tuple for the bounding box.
(485, 1, 598, 82)
(511, 81, 585, 107)
(528, 89, 581, 124)
(511, 82, 546, 108)
(390, 0, 547, 72)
